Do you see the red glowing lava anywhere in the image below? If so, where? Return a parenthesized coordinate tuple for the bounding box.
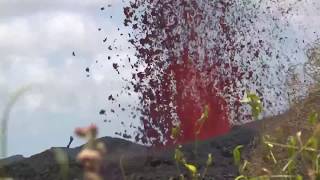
(122, 0, 250, 146)
(168, 54, 230, 144)
(119, 0, 290, 146)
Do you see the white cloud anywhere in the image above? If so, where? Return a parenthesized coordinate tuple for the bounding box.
(0, 0, 120, 17)
(0, 1, 139, 157)
(0, 12, 106, 58)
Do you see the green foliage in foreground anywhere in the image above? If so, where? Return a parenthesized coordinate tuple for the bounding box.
(4, 90, 320, 180)
(235, 93, 320, 180)
(240, 91, 263, 120)
(171, 91, 320, 180)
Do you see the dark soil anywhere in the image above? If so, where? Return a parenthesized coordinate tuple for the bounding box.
(0, 123, 260, 180)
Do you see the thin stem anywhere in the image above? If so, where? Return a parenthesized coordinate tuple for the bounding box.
(264, 141, 320, 153)
(194, 135, 198, 157)
(316, 154, 320, 174)
(120, 155, 127, 180)
(282, 144, 307, 172)
(269, 175, 299, 179)
(1, 85, 31, 158)
(175, 160, 181, 175)
(201, 166, 208, 179)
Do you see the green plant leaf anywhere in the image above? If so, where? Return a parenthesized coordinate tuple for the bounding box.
(269, 150, 277, 164)
(296, 175, 303, 180)
(235, 175, 247, 180)
(287, 136, 297, 174)
(240, 160, 249, 173)
(206, 153, 213, 166)
(240, 92, 251, 103)
(174, 146, 185, 163)
(240, 91, 263, 120)
(233, 145, 244, 166)
(171, 125, 181, 140)
(316, 154, 320, 175)
(179, 174, 185, 180)
(308, 111, 319, 125)
(184, 163, 197, 175)
(195, 105, 209, 135)
(288, 136, 297, 157)
(266, 142, 274, 148)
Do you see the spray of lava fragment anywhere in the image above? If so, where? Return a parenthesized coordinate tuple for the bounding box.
(120, 0, 301, 146)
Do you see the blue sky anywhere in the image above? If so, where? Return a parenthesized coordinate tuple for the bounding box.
(0, 0, 320, 157)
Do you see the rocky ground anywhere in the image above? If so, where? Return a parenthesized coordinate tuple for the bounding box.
(0, 122, 261, 180)
(2, 90, 319, 180)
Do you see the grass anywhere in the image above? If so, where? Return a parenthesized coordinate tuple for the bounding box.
(235, 87, 320, 179)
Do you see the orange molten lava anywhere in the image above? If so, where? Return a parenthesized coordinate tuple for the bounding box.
(167, 50, 230, 144)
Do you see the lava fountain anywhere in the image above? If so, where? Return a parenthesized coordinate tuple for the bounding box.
(120, 0, 301, 146)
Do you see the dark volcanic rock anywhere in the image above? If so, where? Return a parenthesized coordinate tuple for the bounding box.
(0, 155, 24, 166)
(0, 126, 259, 180)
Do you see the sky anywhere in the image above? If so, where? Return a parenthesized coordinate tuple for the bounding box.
(0, 0, 141, 157)
(0, 0, 320, 157)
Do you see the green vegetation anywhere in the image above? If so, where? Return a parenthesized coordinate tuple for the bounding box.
(171, 106, 214, 180)
(2, 89, 320, 180)
(234, 87, 320, 179)
(240, 91, 263, 120)
(2, 44, 320, 179)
